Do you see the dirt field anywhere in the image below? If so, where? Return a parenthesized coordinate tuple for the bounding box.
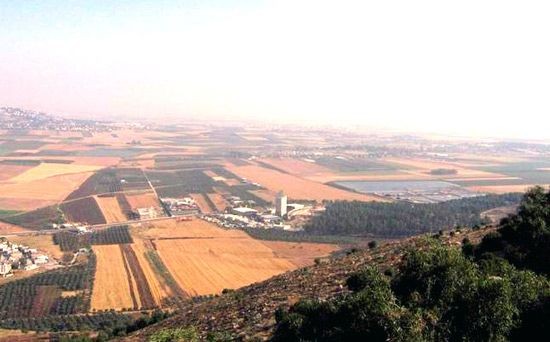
(225, 164, 385, 202)
(250, 189, 277, 203)
(190, 193, 212, 213)
(8, 163, 102, 183)
(125, 192, 160, 210)
(0, 222, 29, 235)
(9, 235, 63, 259)
(207, 193, 229, 212)
(260, 241, 339, 268)
(91, 245, 135, 311)
(0, 164, 33, 181)
(95, 195, 127, 223)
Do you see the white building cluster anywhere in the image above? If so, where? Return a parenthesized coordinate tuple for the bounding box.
(0, 239, 53, 277)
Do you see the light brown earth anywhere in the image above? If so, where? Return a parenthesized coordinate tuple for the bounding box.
(0, 164, 33, 181)
(95, 195, 127, 223)
(8, 163, 102, 183)
(259, 241, 340, 268)
(259, 158, 332, 176)
(0, 172, 93, 203)
(125, 192, 160, 210)
(190, 193, 212, 214)
(0, 198, 57, 211)
(0, 222, 29, 235)
(225, 164, 385, 202)
(91, 245, 135, 311)
(206, 193, 229, 212)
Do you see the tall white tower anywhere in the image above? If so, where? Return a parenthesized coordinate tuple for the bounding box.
(275, 191, 287, 217)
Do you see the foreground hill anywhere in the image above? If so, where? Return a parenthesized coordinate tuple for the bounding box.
(124, 227, 492, 341)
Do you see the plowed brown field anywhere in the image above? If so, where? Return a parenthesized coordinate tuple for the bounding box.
(125, 192, 160, 210)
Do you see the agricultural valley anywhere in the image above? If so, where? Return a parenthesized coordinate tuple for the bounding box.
(0, 107, 550, 340)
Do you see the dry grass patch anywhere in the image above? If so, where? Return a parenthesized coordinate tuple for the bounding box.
(9, 235, 63, 260)
(225, 164, 385, 202)
(95, 195, 127, 223)
(91, 245, 135, 311)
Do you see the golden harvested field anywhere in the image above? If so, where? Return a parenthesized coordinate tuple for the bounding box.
(0, 164, 33, 181)
(9, 235, 63, 260)
(125, 192, 160, 209)
(95, 195, 127, 223)
(0, 172, 93, 202)
(260, 241, 339, 268)
(91, 245, 135, 311)
(190, 193, 212, 214)
(39, 143, 94, 151)
(8, 163, 102, 183)
(140, 219, 340, 296)
(156, 238, 295, 296)
(136, 218, 246, 239)
(467, 184, 550, 194)
(259, 158, 332, 176)
(225, 164, 385, 202)
(207, 193, 229, 211)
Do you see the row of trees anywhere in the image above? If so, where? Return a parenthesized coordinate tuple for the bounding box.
(305, 193, 522, 237)
(274, 187, 550, 341)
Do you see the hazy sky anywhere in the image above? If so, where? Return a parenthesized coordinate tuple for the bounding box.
(1, 1, 549, 139)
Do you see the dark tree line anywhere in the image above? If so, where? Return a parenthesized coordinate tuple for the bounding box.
(53, 225, 133, 252)
(305, 194, 522, 237)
